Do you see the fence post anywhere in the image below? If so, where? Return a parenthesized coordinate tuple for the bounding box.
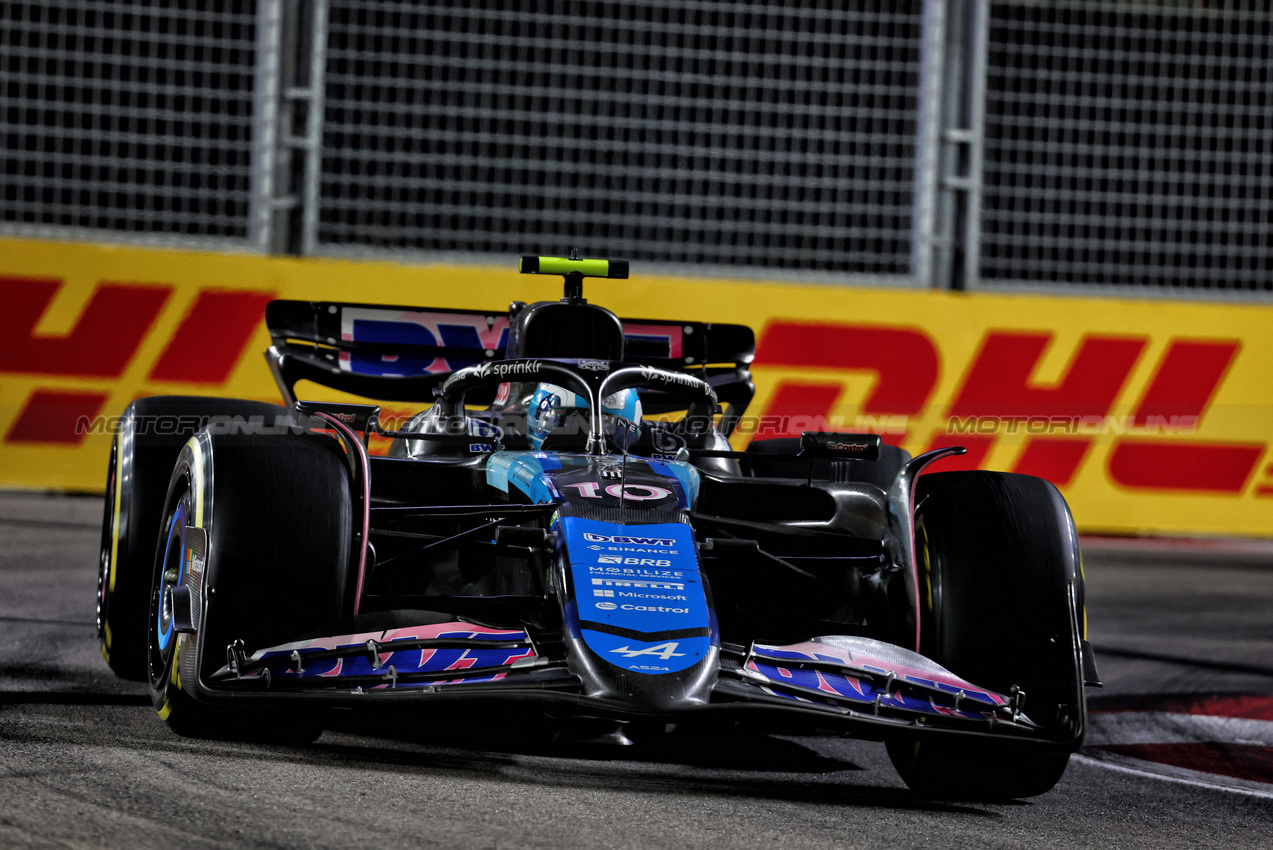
(299, 0, 329, 257)
(962, 0, 989, 291)
(926, 0, 986, 291)
(252, 0, 326, 256)
(912, 0, 947, 289)
(249, 0, 283, 252)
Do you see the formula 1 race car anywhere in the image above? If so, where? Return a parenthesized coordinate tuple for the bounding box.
(97, 255, 1100, 801)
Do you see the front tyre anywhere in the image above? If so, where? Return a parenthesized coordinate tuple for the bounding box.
(147, 429, 352, 740)
(886, 471, 1086, 801)
(98, 396, 293, 680)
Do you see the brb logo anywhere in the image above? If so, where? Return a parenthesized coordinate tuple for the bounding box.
(754, 321, 1268, 496)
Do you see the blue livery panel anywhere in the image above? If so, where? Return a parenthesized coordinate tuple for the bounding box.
(560, 517, 712, 675)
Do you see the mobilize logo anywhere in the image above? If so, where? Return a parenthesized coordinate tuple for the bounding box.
(597, 556, 672, 567)
(589, 566, 684, 578)
(609, 642, 686, 660)
(578, 359, 610, 371)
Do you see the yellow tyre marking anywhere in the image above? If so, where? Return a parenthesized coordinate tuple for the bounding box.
(103, 619, 113, 650)
(918, 523, 934, 613)
(108, 438, 123, 592)
(186, 436, 205, 526)
(171, 641, 182, 691)
(1079, 555, 1088, 639)
(157, 697, 172, 721)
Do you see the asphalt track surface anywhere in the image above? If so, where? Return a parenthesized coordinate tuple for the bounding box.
(1, 491, 1270, 849)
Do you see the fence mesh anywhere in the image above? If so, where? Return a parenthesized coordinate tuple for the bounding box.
(978, 1, 1273, 294)
(0, 0, 260, 244)
(316, 0, 925, 278)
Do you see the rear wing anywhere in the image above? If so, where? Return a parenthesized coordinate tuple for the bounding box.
(265, 300, 756, 421)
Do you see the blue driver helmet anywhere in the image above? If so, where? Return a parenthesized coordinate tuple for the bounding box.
(527, 383, 643, 451)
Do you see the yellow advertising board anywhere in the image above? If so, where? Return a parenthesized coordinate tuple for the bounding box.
(2, 236, 1271, 537)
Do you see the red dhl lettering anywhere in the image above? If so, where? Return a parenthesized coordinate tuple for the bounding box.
(149, 289, 276, 384)
(1, 276, 171, 378)
(754, 322, 1266, 495)
(1, 279, 273, 445)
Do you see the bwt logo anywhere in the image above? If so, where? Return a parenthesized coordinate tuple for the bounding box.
(583, 532, 676, 546)
(755, 322, 1265, 495)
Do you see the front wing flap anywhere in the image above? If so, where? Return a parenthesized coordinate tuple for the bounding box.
(203, 621, 1076, 749)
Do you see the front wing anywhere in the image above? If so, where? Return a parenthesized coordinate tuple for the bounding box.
(200, 620, 1081, 752)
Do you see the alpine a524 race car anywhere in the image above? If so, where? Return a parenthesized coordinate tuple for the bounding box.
(98, 256, 1100, 800)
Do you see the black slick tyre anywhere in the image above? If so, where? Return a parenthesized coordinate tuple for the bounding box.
(98, 396, 292, 681)
(885, 471, 1086, 801)
(147, 429, 352, 741)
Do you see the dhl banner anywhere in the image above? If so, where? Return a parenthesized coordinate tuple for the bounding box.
(2, 236, 1272, 538)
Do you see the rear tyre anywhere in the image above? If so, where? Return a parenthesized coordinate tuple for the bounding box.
(885, 471, 1085, 801)
(98, 396, 291, 681)
(147, 429, 352, 741)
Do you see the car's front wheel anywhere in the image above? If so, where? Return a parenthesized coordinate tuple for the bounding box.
(98, 396, 293, 680)
(885, 470, 1086, 800)
(147, 428, 353, 740)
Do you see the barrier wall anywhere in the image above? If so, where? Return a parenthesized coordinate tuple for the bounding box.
(3, 237, 1271, 537)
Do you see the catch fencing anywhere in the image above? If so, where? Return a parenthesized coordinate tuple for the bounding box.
(3, 0, 1270, 295)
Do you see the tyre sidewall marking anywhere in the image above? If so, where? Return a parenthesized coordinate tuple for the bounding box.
(108, 435, 124, 593)
(186, 436, 205, 527)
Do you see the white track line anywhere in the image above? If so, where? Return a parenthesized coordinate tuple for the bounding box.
(1074, 753, 1273, 800)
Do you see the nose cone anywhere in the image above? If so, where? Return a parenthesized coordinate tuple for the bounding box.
(556, 514, 719, 709)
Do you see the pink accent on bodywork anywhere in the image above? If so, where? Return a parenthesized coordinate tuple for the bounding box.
(503, 648, 535, 665)
(445, 652, 478, 671)
(249, 623, 529, 659)
(901, 446, 965, 652)
(758, 641, 1008, 705)
(312, 412, 371, 616)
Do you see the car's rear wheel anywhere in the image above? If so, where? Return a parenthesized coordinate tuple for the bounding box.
(885, 471, 1085, 800)
(98, 396, 292, 681)
(147, 429, 353, 740)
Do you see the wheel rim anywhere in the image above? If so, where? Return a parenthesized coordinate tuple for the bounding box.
(149, 486, 191, 686)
